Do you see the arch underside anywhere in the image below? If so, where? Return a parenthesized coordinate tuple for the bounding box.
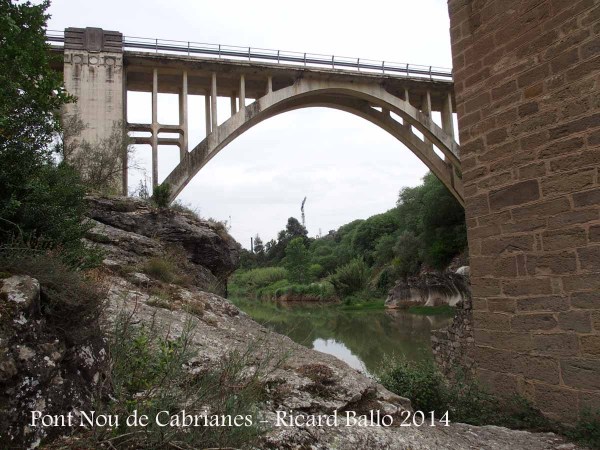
(163, 79, 463, 205)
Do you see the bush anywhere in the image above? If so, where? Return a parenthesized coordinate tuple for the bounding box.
(329, 257, 370, 297)
(151, 183, 171, 208)
(101, 312, 269, 449)
(230, 267, 288, 297)
(273, 282, 336, 301)
(568, 409, 600, 449)
(378, 357, 554, 431)
(140, 247, 194, 286)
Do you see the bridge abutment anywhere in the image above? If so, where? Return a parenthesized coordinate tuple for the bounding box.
(449, 0, 600, 422)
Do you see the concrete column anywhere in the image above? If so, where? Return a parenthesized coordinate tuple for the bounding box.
(62, 27, 125, 193)
(211, 72, 217, 132)
(267, 75, 273, 94)
(230, 94, 237, 115)
(122, 67, 128, 195)
(422, 90, 433, 151)
(441, 92, 455, 140)
(402, 88, 411, 129)
(204, 94, 211, 135)
(151, 68, 158, 187)
(179, 71, 188, 159)
(239, 75, 246, 111)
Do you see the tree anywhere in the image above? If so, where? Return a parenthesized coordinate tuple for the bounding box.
(284, 237, 309, 284)
(253, 234, 264, 255)
(0, 0, 95, 267)
(0, 0, 72, 197)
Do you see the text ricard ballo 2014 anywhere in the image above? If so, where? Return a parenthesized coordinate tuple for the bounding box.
(30, 409, 450, 429)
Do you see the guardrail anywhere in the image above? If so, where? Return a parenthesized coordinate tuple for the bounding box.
(46, 30, 453, 81)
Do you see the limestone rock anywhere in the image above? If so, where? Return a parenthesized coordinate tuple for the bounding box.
(86, 195, 240, 281)
(104, 275, 581, 450)
(0, 275, 107, 448)
(385, 272, 470, 309)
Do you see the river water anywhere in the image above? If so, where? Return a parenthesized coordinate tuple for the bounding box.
(233, 300, 453, 377)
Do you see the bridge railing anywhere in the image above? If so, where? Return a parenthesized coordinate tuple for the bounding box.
(46, 30, 453, 81)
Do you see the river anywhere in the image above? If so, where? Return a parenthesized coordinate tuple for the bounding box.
(233, 300, 453, 377)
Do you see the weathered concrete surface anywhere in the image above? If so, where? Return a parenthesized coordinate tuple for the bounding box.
(62, 28, 125, 192)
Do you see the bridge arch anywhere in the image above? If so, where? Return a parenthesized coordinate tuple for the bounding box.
(163, 78, 463, 205)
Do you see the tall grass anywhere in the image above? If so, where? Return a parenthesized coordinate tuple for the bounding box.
(92, 311, 269, 449)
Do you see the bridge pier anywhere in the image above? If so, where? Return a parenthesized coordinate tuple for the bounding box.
(62, 27, 126, 194)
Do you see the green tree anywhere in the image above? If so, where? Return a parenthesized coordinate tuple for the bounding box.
(0, 0, 95, 267)
(0, 0, 72, 199)
(253, 234, 264, 255)
(284, 237, 309, 284)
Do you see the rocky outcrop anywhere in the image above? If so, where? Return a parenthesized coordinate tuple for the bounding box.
(85, 196, 241, 292)
(100, 275, 580, 450)
(385, 271, 470, 309)
(0, 275, 107, 448)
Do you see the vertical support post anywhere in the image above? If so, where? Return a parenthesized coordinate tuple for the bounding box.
(422, 90, 433, 151)
(204, 93, 211, 136)
(211, 72, 217, 132)
(179, 70, 188, 159)
(402, 88, 411, 129)
(267, 75, 273, 94)
(441, 91, 455, 140)
(122, 67, 128, 195)
(239, 74, 246, 113)
(230, 94, 237, 116)
(151, 68, 158, 188)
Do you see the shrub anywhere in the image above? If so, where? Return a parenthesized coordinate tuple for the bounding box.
(230, 267, 288, 297)
(284, 237, 310, 284)
(140, 249, 193, 286)
(378, 356, 554, 432)
(151, 183, 171, 208)
(273, 282, 336, 301)
(329, 257, 370, 297)
(568, 409, 600, 449)
(101, 312, 269, 449)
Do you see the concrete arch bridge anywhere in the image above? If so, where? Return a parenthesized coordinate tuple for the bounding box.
(54, 27, 463, 205)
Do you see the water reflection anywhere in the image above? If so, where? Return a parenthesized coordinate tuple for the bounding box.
(235, 301, 453, 376)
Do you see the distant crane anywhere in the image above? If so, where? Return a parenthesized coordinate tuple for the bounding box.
(301, 197, 307, 228)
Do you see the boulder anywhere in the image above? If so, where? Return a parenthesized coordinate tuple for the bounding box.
(385, 271, 470, 309)
(0, 276, 107, 448)
(85, 195, 241, 287)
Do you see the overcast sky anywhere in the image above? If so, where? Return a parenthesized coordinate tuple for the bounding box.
(47, 0, 453, 248)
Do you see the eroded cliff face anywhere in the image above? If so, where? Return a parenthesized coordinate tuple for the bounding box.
(385, 271, 471, 309)
(85, 196, 241, 294)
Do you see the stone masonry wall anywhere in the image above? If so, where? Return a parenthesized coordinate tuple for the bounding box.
(447, 0, 600, 422)
(431, 295, 476, 380)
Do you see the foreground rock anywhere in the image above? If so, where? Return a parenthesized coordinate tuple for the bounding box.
(386, 271, 470, 309)
(0, 275, 107, 448)
(103, 275, 581, 449)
